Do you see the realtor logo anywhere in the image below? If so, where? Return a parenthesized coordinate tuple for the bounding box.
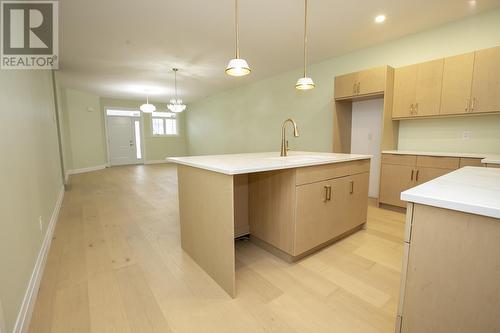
(1, 1, 58, 69)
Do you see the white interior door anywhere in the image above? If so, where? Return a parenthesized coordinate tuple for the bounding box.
(351, 98, 383, 198)
(107, 116, 143, 166)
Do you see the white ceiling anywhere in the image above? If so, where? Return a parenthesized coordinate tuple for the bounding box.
(57, 0, 500, 103)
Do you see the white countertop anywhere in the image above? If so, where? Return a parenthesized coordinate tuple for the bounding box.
(401, 167, 500, 219)
(382, 150, 500, 165)
(167, 151, 372, 175)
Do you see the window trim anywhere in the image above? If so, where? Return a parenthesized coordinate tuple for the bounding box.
(151, 113, 179, 137)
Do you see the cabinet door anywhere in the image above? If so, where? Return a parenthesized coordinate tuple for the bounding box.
(379, 164, 416, 207)
(393, 65, 417, 118)
(414, 59, 444, 117)
(334, 72, 358, 99)
(357, 66, 386, 96)
(440, 53, 474, 115)
(415, 167, 451, 185)
(346, 173, 369, 230)
(295, 178, 345, 255)
(470, 46, 500, 114)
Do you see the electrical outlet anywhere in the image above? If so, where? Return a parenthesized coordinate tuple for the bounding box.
(38, 216, 43, 232)
(462, 131, 472, 140)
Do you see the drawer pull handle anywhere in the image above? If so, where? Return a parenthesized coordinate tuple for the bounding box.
(324, 185, 332, 202)
(350, 181, 354, 194)
(411, 169, 414, 181)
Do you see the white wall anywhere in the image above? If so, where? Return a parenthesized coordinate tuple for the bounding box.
(351, 99, 384, 198)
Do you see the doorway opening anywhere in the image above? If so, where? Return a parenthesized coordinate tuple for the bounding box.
(105, 109, 144, 166)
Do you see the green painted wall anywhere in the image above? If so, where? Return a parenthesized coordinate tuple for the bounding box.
(0, 70, 63, 332)
(186, 9, 500, 156)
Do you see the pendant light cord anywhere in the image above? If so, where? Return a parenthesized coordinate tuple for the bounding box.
(303, 0, 308, 77)
(174, 69, 178, 100)
(235, 0, 240, 59)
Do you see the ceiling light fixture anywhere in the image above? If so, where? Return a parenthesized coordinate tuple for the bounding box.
(140, 96, 156, 113)
(468, 0, 477, 7)
(225, 0, 251, 76)
(295, 0, 315, 90)
(375, 14, 386, 23)
(167, 68, 187, 113)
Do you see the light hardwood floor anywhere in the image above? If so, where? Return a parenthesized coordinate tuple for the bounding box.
(28, 164, 405, 333)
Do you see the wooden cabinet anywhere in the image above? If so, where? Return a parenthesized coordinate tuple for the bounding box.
(249, 160, 370, 260)
(379, 163, 416, 207)
(379, 154, 460, 208)
(334, 66, 386, 100)
(470, 46, 500, 114)
(459, 157, 483, 168)
(392, 65, 417, 118)
(440, 53, 475, 115)
(392, 60, 443, 118)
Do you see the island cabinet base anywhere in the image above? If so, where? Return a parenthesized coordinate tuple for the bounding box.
(248, 160, 370, 259)
(397, 203, 500, 333)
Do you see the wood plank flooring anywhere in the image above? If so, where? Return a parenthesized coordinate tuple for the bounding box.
(28, 164, 405, 333)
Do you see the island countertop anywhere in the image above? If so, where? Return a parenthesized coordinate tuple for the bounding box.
(167, 151, 372, 175)
(401, 166, 500, 219)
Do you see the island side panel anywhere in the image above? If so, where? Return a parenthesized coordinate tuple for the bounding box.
(401, 204, 500, 332)
(177, 165, 236, 297)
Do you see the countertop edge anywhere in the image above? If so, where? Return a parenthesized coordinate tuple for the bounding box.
(167, 155, 372, 175)
(382, 150, 500, 161)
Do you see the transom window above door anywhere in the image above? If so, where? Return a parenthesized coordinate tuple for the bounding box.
(152, 112, 177, 136)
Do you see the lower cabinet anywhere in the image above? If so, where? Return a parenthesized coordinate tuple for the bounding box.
(379, 164, 416, 207)
(249, 160, 370, 260)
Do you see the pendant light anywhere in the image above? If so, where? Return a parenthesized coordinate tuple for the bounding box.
(225, 0, 251, 76)
(167, 68, 187, 113)
(295, 0, 315, 90)
(140, 96, 156, 113)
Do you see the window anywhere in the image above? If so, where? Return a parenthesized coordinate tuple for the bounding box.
(106, 109, 141, 117)
(152, 112, 177, 136)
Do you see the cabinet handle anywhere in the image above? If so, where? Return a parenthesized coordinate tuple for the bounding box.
(414, 103, 419, 115)
(353, 83, 357, 94)
(470, 97, 476, 112)
(357, 82, 361, 94)
(350, 180, 354, 194)
(410, 104, 414, 115)
(465, 98, 470, 112)
(415, 170, 420, 182)
(327, 186, 332, 201)
(411, 169, 414, 181)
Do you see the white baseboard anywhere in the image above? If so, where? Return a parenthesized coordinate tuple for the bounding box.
(66, 164, 106, 176)
(144, 160, 171, 165)
(12, 186, 65, 333)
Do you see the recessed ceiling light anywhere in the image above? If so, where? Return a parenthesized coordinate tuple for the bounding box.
(468, 0, 477, 7)
(374, 15, 386, 23)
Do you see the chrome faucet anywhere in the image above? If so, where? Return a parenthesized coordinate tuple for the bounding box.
(280, 118, 299, 156)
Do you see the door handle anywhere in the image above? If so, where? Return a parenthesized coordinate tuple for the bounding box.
(350, 180, 354, 194)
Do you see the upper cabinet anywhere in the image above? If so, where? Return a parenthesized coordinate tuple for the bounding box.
(392, 59, 443, 119)
(334, 66, 386, 100)
(440, 53, 475, 116)
(470, 47, 500, 114)
(392, 45, 500, 119)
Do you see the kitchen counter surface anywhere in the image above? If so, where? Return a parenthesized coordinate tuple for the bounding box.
(168, 151, 372, 175)
(382, 150, 500, 165)
(401, 166, 500, 219)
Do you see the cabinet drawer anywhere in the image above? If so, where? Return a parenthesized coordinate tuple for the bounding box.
(459, 157, 483, 168)
(416, 156, 459, 169)
(296, 159, 370, 186)
(381, 154, 416, 166)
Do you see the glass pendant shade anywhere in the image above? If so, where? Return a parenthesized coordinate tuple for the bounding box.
(167, 98, 187, 113)
(140, 97, 156, 113)
(225, 58, 251, 76)
(295, 77, 316, 90)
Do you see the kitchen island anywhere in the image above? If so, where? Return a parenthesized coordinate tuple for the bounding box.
(168, 151, 371, 297)
(396, 166, 500, 332)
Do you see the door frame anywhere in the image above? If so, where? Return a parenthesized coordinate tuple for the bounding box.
(103, 107, 146, 167)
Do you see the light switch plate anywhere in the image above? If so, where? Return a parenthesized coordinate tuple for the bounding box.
(462, 131, 472, 140)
